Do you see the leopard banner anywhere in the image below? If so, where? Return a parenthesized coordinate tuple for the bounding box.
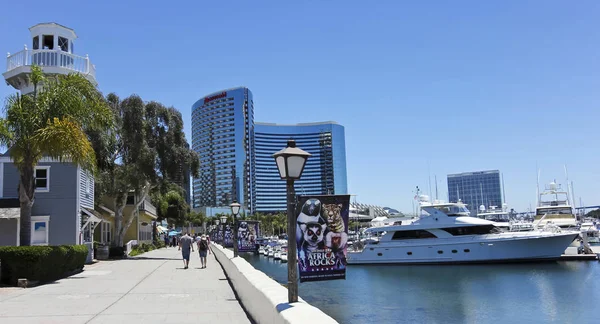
(236, 220, 259, 252)
(296, 195, 350, 283)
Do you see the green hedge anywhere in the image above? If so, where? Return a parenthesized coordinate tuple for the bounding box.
(0, 245, 88, 286)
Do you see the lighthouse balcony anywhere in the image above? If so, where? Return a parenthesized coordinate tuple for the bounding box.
(4, 49, 96, 92)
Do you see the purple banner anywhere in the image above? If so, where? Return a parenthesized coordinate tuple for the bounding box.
(223, 224, 233, 248)
(236, 220, 259, 252)
(296, 195, 350, 283)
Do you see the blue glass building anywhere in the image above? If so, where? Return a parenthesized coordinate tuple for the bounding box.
(254, 122, 347, 213)
(191, 87, 255, 213)
(447, 170, 503, 215)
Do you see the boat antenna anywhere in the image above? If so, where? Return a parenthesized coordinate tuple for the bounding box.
(536, 164, 541, 207)
(435, 175, 439, 200)
(428, 163, 433, 201)
(564, 164, 574, 208)
(480, 182, 484, 210)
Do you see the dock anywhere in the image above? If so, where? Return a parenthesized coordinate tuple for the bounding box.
(559, 246, 600, 261)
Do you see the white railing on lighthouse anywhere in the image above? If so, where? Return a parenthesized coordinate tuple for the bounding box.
(6, 49, 95, 78)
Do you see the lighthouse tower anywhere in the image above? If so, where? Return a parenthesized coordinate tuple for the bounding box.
(3, 22, 97, 94)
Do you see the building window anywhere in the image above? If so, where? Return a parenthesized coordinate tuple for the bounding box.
(101, 222, 111, 244)
(126, 194, 135, 205)
(33, 36, 39, 50)
(31, 216, 50, 245)
(58, 37, 68, 52)
(35, 166, 50, 192)
(392, 230, 437, 240)
(139, 223, 152, 241)
(42, 35, 54, 50)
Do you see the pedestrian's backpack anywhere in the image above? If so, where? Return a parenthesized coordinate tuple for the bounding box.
(200, 240, 208, 251)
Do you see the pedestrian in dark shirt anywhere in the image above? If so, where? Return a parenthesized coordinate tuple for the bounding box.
(178, 233, 194, 269)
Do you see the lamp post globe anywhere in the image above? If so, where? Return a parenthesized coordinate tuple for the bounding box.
(273, 140, 311, 180)
(272, 139, 310, 304)
(230, 202, 241, 257)
(230, 202, 241, 216)
(220, 215, 227, 246)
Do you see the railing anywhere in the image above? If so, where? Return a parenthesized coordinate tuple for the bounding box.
(6, 49, 95, 78)
(139, 198, 157, 217)
(126, 240, 138, 256)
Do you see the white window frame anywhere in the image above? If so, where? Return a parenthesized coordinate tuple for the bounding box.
(31, 215, 50, 246)
(101, 222, 111, 244)
(35, 166, 51, 193)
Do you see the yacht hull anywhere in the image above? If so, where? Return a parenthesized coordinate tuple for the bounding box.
(347, 232, 578, 265)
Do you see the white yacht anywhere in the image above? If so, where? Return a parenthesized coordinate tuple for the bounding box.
(274, 247, 282, 260)
(579, 222, 600, 244)
(347, 200, 578, 265)
(534, 182, 577, 228)
(267, 247, 275, 258)
(280, 251, 288, 262)
(258, 245, 265, 255)
(477, 205, 511, 232)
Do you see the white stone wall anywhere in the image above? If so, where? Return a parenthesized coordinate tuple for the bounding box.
(211, 243, 338, 324)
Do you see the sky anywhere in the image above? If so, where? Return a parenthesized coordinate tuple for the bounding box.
(1, 1, 599, 213)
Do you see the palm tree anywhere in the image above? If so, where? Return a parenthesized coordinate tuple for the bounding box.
(0, 66, 112, 246)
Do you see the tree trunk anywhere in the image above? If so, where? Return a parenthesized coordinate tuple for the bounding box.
(114, 185, 150, 246)
(18, 164, 36, 246)
(112, 195, 127, 247)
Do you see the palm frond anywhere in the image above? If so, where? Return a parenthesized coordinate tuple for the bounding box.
(33, 117, 97, 173)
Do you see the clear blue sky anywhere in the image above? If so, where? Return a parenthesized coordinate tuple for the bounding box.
(2, 1, 599, 213)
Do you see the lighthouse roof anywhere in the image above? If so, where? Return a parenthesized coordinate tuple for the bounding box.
(29, 22, 77, 39)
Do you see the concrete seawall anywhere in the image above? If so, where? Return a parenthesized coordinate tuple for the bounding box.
(211, 243, 338, 324)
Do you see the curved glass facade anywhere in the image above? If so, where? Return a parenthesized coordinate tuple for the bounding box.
(255, 122, 347, 213)
(191, 87, 255, 212)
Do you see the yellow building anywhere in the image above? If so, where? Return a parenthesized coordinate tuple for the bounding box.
(94, 193, 158, 245)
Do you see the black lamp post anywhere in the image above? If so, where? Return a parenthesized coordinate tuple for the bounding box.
(220, 214, 227, 246)
(230, 202, 241, 257)
(215, 218, 220, 243)
(273, 139, 310, 303)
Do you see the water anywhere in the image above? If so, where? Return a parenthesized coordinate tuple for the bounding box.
(242, 254, 600, 324)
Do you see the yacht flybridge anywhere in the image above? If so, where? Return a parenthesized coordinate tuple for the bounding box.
(347, 200, 578, 265)
(477, 205, 511, 231)
(534, 182, 577, 228)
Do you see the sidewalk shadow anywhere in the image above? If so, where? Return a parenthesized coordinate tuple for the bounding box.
(124, 257, 180, 261)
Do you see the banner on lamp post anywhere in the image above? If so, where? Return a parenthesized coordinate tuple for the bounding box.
(236, 220, 259, 252)
(296, 195, 350, 283)
(223, 224, 234, 247)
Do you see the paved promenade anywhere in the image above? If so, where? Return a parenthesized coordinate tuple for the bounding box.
(0, 247, 252, 324)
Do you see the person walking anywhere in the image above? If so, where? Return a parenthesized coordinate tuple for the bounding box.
(178, 232, 194, 269)
(197, 235, 210, 268)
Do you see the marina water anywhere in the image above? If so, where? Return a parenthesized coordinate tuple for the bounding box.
(242, 254, 600, 324)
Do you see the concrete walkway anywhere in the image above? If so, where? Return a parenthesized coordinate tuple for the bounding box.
(0, 247, 252, 324)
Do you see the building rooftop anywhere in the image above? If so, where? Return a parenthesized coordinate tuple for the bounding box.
(448, 170, 500, 177)
(255, 121, 339, 127)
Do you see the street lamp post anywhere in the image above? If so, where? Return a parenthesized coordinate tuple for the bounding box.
(273, 139, 310, 303)
(220, 215, 227, 246)
(230, 202, 241, 257)
(215, 218, 220, 243)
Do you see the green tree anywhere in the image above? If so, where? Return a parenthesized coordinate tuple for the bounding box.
(90, 94, 198, 247)
(0, 66, 112, 246)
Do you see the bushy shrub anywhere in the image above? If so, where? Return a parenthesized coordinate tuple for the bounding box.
(0, 245, 88, 286)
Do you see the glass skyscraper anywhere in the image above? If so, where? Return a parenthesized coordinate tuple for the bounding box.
(191, 87, 255, 213)
(254, 122, 347, 213)
(447, 170, 503, 215)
